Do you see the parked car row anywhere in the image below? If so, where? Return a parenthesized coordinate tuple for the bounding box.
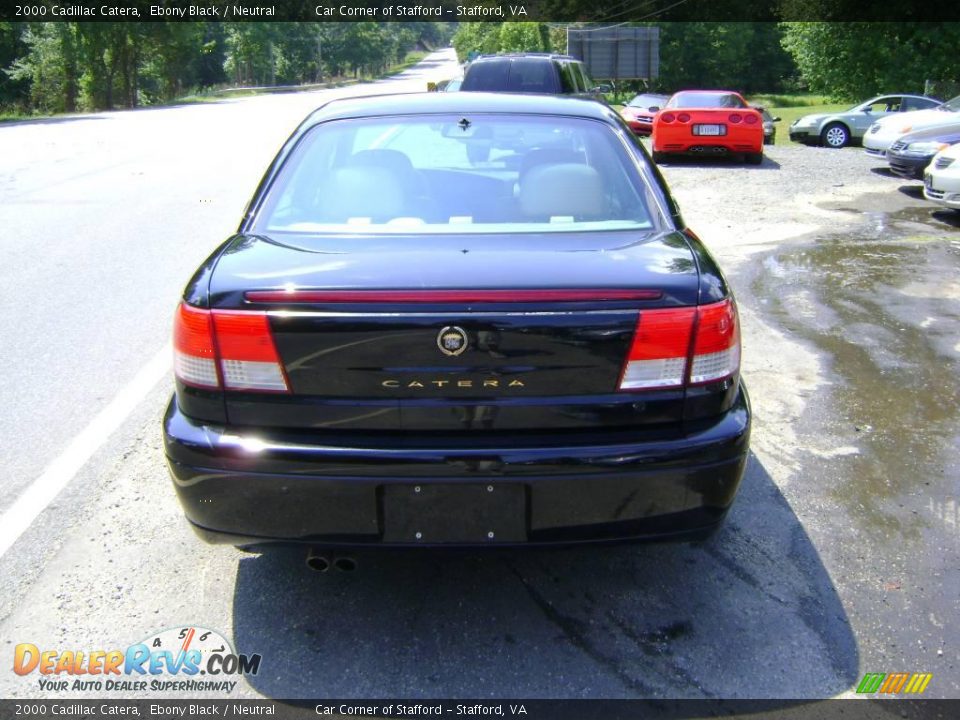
(430, 55, 958, 211)
(789, 94, 941, 148)
(775, 90, 960, 213)
(851, 94, 960, 212)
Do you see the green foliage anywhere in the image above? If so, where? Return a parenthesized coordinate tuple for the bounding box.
(452, 23, 502, 62)
(651, 23, 795, 94)
(498, 23, 548, 53)
(781, 22, 960, 101)
(2, 21, 446, 115)
(452, 22, 552, 62)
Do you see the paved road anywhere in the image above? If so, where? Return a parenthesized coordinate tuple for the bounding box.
(0, 50, 957, 701)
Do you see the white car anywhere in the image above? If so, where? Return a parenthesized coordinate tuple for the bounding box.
(864, 95, 960, 158)
(923, 143, 960, 210)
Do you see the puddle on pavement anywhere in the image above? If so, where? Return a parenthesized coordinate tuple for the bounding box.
(754, 217, 960, 539)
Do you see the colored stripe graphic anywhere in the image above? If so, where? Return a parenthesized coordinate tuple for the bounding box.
(856, 672, 932, 694)
(904, 673, 933, 694)
(856, 673, 885, 693)
(880, 672, 909, 693)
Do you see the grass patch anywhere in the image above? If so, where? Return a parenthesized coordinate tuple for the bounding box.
(748, 93, 832, 108)
(746, 94, 852, 146)
(760, 103, 850, 146)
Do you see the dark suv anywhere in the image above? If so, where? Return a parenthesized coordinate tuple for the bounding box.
(461, 53, 604, 97)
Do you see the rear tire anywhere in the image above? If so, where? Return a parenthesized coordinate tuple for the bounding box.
(745, 152, 763, 165)
(821, 122, 849, 149)
(652, 151, 667, 164)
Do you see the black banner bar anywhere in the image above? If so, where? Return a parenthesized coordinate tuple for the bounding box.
(1, 700, 959, 720)
(3, 1, 960, 23)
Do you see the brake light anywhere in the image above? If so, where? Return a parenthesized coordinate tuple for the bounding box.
(677, 113, 691, 123)
(729, 113, 742, 124)
(744, 113, 759, 125)
(618, 298, 740, 391)
(213, 311, 289, 392)
(620, 308, 695, 389)
(660, 112, 676, 123)
(689, 299, 740, 384)
(173, 303, 219, 389)
(173, 303, 290, 393)
(244, 289, 663, 303)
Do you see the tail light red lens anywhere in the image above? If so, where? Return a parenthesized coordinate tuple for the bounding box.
(618, 298, 740, 391)
(173, 303, 290, 393)
(620, 308, 695, 389)
(689, 299, 740, 384)
(744, 113, 759, 125)
(660, 112, 676, 123)
(677, 113, 691, 123)
(728, 113, 742, 124)
(173, 303, 219, 389)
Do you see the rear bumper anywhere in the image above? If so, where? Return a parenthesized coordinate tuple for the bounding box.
(163, 386, 751, 547)
(654, 140, 763, 156)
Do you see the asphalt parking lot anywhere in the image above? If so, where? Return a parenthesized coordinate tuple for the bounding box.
(0, 50, 957, 700)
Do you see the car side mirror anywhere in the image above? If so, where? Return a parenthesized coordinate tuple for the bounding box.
(773, 117, 781, 122)
(591, 84, 612, 94)
(648, 106, 660, 112)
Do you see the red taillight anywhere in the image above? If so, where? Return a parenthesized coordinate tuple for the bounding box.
(618, 299, 740, 391)
(660, 112, 675, 123)
(689, 299, 740, 385)
(729, 113, 742, 124)
(619, 308, 696, 390)
(677, 113, 691, 123)
(744, 113, 759, 125)
(212, 311, 290, 393)
(173, 303, 219, 389)
(173, 303, 289, 393)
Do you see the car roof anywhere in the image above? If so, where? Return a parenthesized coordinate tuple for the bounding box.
(474, 53, 578, 61)
(863, 94, 936, 101)
(301, 92, 618, 128)
(671, 89, 742, 95)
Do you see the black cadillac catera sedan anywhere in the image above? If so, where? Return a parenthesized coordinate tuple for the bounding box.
(164, 92, 751, 552)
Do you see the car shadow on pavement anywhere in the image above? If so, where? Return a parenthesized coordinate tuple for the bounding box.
(656, 156, 781, 170)
(896, 184, 925, 199)
(231, 452, 857, 699)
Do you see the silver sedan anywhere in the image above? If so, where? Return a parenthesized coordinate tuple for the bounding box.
(789, 94, 940, 148)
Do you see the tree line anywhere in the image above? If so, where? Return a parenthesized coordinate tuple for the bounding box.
(0, 22, 454, 114)
(454, 21, 960, 101)
(3, 20, 959, 117)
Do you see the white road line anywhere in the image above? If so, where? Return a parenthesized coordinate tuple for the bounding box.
(0, 343, 172, 559)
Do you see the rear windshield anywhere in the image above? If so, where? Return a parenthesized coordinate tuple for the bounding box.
(461, 59, 560, 93)
(666, 92, 746, 109)
(628, 94, 666, 108)
(938, 95, 960, 111)
(253, 114, 658, 235)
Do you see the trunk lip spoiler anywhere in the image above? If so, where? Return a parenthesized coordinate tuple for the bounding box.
(244, 289, 663, 304)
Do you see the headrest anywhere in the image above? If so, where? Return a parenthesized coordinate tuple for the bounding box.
(519, 163, 604, 220)
(315, 166, 406, 222)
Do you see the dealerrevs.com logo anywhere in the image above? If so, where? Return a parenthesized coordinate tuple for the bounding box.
(13, 626, 261, 694)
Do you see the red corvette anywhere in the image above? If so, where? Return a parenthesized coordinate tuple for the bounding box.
(652, 90, 764, 164)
